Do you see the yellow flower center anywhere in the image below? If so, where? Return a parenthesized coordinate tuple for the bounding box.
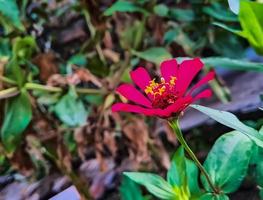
(144, 76, 177, 97)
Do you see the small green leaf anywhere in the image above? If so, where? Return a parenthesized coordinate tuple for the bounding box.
(54, 87, 88, 127)
(202, 57, 263, 72)
(120, 175, 144, 200)
(1, 89, 32, 152)
(191, 105, 263, 148)
(132, 47, 172, 65)
(154, 4, 169, 17)
(124, 172, 177, 199)
(104, 1, 148, 16)
(201, 131, 253, 193)
(68, 54, 87, 66)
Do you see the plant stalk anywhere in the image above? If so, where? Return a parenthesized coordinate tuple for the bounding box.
(24, 82, 104, 94)
(169, 119, 219, 194)
(0, 75, 17, 85)
(0, 87, 19, 99)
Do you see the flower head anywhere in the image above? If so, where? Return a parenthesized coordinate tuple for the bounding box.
(112, 58, 215, 118)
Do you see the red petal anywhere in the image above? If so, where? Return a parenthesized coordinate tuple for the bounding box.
(176, 58, 203, 96)
(130, 67, 151, 91)
(193, 89, 213, 101)
(187, 70, 215, 95)
(160, 59, 178, 82)
(112, 103, 156, 116)
(116, 84, 152, 108)
(130, 67, 154, 99)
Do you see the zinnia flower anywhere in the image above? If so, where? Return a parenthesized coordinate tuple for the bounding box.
(112, 58, 215, 118)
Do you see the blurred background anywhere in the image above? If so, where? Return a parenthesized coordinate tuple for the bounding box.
(0, 0, 263, 199)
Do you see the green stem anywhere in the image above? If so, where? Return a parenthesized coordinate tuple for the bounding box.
(25, 83, 62, 92)
(0, 87, 19, 99)
(25, 82, 104, 94)
(169, 119, 219, 194)
(0, 76, 17, 85)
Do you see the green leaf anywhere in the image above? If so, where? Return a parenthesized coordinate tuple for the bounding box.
(104, 1, 148, 16)
(0, 38, 11, 57)
(68, 54, 87, 66)
(191, 105, 263, 148)
(132, 47, 172, 65)
(167, 147, 187, 188)
(124, 172, 177, 199)
(120, 175, 145, 200)
(228, 0, 239, 14)
(239, 1, 263, 55)
(169, 8, 195, 22)
(5, 59, 24, 87)
(200, 193, 229, 200)
(154, 4, 169, 17)
(201, 131, 253, 193)
(213, 22, 245, 38)
(0, 0, 24, 32)
(202, 57, 263, 72)
(1, 89, 32, 152)
(54, 87, 88, 127)
(203, 2, 238, 22)
(13, 36, 37, 60)
(186, 159, 201, 195)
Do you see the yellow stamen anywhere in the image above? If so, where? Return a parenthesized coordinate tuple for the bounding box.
(170, 76, 177, 85)
(144, 76, 177, 96)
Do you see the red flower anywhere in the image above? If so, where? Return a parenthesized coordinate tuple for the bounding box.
(112, 58, 215, 118)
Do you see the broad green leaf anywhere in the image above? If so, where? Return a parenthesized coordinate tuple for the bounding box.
(191, 105, 263, 148)
(132, 47, 172, 65)
(154, 4, 169, 17)
(202, 57, 263, 72)
(124, 172, 177, 199)
(6, 59, 24, 87)
(1, 89, 32, 152)
(239, 1, 263, 55)
(228, 0, 239, 14)
(104, 1, 148, 16)
(54, 87, 88, 127)
(201, 131, 253, 193)
(120, 175, 145, 200)
(0, 0, 24, 32)
(203, 2, 238, 22)
(186, 159, 201, 195)
(200, 193, 229, 200)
